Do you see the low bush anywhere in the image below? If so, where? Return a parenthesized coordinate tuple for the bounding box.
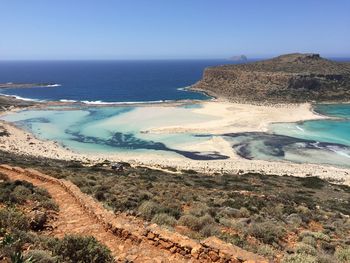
(53, 235, 114, 263)
(301, 236, 317, 247)
(295, 243, 318, 256)
(199, 224, 219, 237)
(238, 207, 250, 218)
(40, 200, 59, 211)
(248, 221, 285, 245)
(178, 213, 215, 233)
(178, 214, 202, 231)
(299, 231, 330, 242)
(0, 180, 57, 211)
(316, 253, 337, 263)
(0, 208, 29, 231)
(256, 244, 276, 259)
(25, 249, 57, 263)
(335, 247, 350, 263)
(137, 201, 159, 220)
(188, 202, 209, 217)
(151, 213, 177, 227)
(11, 185, 32, 204)
(282, 253, 317, 263)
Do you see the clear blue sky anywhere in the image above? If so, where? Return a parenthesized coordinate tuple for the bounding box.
(0, 0, 349, 60)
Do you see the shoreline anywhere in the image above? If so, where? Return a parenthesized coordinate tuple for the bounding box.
(1, 98, 350, 186)
(1, 120, 350, 185)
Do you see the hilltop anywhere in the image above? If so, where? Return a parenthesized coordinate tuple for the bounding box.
(191, 53, 350, 103)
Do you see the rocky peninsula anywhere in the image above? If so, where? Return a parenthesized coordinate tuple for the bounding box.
(191, 53, 350, 103)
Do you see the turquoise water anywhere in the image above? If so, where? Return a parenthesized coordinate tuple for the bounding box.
(1, 106, 229, 160)
(315, 104, 350, 119)
(2, 103, 350, 167)
(228, 103, 350, 168)
(270, 104, 350, 146)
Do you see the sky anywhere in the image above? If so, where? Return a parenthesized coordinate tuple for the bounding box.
(0, 0, 349, 60)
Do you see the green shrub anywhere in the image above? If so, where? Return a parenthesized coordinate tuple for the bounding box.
(10, 251, 33, 263)
(312, 232, 330, 242)
(249, 221, 285, 245)
(256, 244, 276, 259)
(12, 185, 32, 204)
(219, 232, 247, 247)
(53, 235, 114, 263)
(189, 202, 209, 217)
(282, 253, 317, 263)
(137, 201, 159, 220)
(0, 180, 57, 210)
(299, 231, 330, 242)
(218, 217, 234, 228)
(40, 200, 59, 211)
(295, 243, 317, 256)
(200, 214, 215, 226)
(239, 207, 250, 218)
(0, 208, 29, 231)
(178, 213, 215, 232)
(301, 236, 317, 247)
(199, 224, 219, 237)
(25, 250, 57, 263)
(316, 253, 337, 263)
(335, 247, 350, 263)
(178, 214, 202, 231)
(151, 213, 177, 227)
(300, 177, 325, 189)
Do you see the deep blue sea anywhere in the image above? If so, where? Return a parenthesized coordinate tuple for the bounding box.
(0, 60, 245, 103)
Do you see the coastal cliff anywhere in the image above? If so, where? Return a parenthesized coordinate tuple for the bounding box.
(192, 53, 350, 103)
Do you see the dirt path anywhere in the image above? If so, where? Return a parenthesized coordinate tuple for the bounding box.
(0, 165, 189, 263)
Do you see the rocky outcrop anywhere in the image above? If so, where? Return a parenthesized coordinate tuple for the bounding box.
(0, 95, 35, 111)
(192, 53, 350, 103)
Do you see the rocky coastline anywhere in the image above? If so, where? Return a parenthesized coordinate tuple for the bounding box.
(191, 53, 350, 104)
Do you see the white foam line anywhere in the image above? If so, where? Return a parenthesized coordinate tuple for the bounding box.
(80, 99, 173, 105)
(0, 93, 45, 102)
(296, 125, 305, 132)
(327, 145, 350, 158)
(59, 99, 77, 103)
(45, 84, 61, 87)
(177, 86, 190, 91)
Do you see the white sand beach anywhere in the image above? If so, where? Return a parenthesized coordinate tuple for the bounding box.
(1, 100, 349, 186)
(142, 101, 326, 135)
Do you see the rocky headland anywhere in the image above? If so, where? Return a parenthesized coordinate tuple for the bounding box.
(0, 95, 36, 111)
(191, 53, 350, 103)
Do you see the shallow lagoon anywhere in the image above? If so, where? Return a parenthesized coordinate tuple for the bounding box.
(222, 104, 350, 168)
(2, 103, 350, 168)
(1, 105, 229, 160)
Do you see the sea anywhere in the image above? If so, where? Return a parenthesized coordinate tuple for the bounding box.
(0, 60, 237, 103)
(1, 59, 350, 167)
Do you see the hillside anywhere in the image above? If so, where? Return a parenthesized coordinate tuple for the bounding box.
(1, 149, 350, 262)
(191, 53, 350, 103)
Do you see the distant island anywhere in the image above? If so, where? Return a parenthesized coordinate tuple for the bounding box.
(228, 55, 248, 62)
(192, 53, 350, 103)
(0, 83, 60, 89)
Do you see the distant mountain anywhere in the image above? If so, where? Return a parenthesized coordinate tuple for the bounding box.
(191, 53, 350, 103)
(228, 55, 248, 62)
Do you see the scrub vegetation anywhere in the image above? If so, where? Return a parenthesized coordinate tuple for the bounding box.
(0, 173, 113, 263)
(1, 150, 349, 262)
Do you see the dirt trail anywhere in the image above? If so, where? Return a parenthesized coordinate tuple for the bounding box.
(0, 165, 189, 263)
